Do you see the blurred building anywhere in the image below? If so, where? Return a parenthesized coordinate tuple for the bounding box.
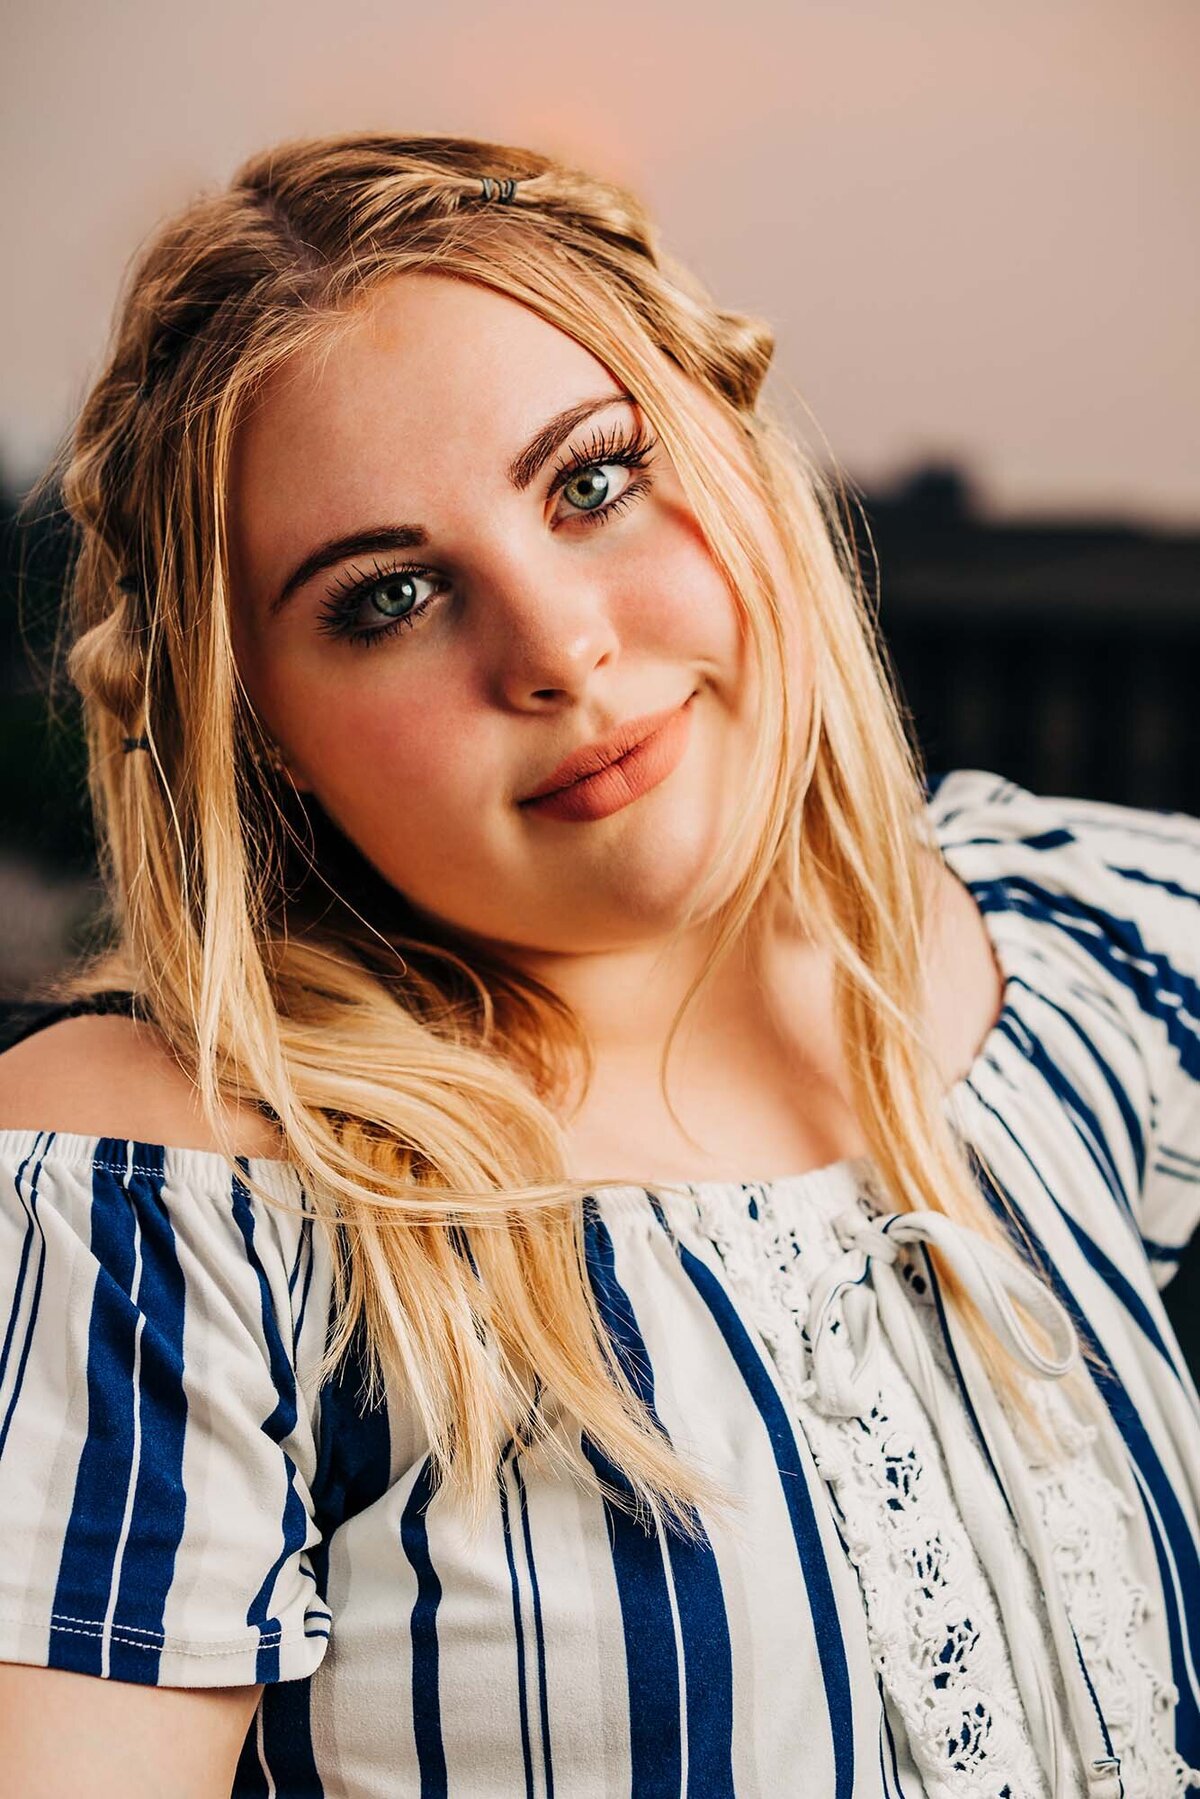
(861, 466, 1200, 814)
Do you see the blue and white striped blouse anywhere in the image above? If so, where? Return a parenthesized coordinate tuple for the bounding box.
(2, 767, 1200, 1797)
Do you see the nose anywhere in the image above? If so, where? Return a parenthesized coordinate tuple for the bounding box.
(479, 537, 623, 708)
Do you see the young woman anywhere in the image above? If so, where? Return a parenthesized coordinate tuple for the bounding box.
(0, 132, 1197, 1799)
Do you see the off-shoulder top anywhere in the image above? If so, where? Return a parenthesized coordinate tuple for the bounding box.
(2, 767, 1200, 1797)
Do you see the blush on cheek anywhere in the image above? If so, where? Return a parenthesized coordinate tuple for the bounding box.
(320, 705, 489, 834)
(652, 557, 744, 677)
(308, 693, 432, 772)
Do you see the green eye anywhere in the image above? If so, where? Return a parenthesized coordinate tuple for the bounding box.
(549, 423, 660, 528)
(562, 467, 612, 512)
(371, 575, 424, 618)
(316, 563, 446, 648)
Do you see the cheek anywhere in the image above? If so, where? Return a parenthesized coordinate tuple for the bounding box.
(622, 499, 744, 661)
(305, 682, 485, 830)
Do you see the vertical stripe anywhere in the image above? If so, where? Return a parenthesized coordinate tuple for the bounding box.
(876, 1674, 909, 1798)
(401, 1455, 448, 1797)
(100, 1254, 145, 1679)
(234, 1679, 324, 1799)
(920, 1244, 1122, 1771)
(231, 1158, 310, 1686)
(255, 1286, 395, 1797)
(1057, 1208, 1189, 1376)
(290, 1214, 317, 1360)
(967, 1139, 1200, 1762)
(307, 1250, 394, 1553)
(231, 1706, 281, 1799)
(1131, 1459, 1200, 1717)
(498, 1449, 536, 1797)
(583, 1207, 736, 1799)
(1110, 1394, 1200, 1758)
(588, 1431, 686, 1791)
(511, 1450, 555, 1799)
(0, 1133, 52, 1459)
(576, 1429, 683, 1799)
(668, 1233, 857, 1799)
(257, 1710, 277, 1799)
(50, 1139, 188, 1682)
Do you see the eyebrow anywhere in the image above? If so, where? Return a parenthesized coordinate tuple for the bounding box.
(267, 389, 634, 619)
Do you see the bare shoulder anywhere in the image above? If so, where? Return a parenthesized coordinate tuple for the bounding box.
(922, 845, 1007, 1086)
(0, 1012, 285, 1159)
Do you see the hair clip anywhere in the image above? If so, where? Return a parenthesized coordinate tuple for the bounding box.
(479, 176, 519, 204)
(122, 735, 151, 753)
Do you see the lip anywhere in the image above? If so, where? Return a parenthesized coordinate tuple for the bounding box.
(519, 693, 697, 823)
(520, 696, 696, 803)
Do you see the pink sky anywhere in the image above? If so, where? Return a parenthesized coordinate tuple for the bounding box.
(4, 0, 1197, 523)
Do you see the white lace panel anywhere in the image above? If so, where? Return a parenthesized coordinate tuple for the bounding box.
(670, 1170, 1194, 1799)
(1024, 1383, 1200, 1798)
(899, 1241, 1200, 1799)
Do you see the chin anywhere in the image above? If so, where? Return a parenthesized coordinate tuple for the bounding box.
(596, 845, 733, 935)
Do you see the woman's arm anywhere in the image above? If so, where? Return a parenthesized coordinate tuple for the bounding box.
(0, 1020, 329, 1787)
(0, 1663, 263, 1799)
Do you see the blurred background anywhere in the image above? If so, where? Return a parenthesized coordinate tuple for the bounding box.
(3, 2, 1199, 1337)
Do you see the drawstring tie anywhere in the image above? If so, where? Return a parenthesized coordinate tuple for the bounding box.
(805, 1204, 1123, 1799)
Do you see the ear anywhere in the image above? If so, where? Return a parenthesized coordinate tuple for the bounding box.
(262, 738, 314, 795)
(280, 757, 315, 796)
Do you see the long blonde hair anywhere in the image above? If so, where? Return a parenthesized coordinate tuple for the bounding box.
(33, 131, 1079, 1540)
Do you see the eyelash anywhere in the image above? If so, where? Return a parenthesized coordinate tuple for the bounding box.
(314, 421, 660, 650)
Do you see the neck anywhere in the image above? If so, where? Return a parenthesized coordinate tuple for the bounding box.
(505, 899, 834, 1103)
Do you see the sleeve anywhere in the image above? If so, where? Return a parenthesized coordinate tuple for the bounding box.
(1057, 793, 1200, 1285)
(935, 769, 1200, 1288)
(0, 1128, 333, 1686)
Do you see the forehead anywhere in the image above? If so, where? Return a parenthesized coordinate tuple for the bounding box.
(233, 272, 616, 490)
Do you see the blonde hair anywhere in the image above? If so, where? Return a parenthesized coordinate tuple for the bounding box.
(32, 131, 1088, 1541)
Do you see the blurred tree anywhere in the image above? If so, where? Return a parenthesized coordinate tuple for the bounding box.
(1, 472, 92, 876)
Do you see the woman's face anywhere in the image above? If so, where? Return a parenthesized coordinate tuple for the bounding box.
(229, 272, 779, 958)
